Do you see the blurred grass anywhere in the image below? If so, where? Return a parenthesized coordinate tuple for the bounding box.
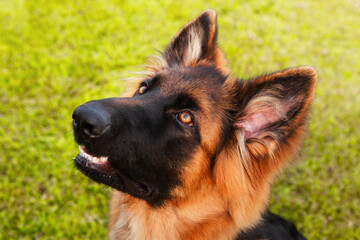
(1, 0, 359, 239)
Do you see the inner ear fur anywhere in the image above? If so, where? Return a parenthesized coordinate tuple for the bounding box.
(237, 66, 317, 145)
(161, 9, 228, 73)
(218, 66, 317, 185)
(234, 67, 317, 165)
(212, 67, 317, 229)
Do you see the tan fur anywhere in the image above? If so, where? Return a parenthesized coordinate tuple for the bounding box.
(109, 75, 316, 240)
(108, 10, 317, 240)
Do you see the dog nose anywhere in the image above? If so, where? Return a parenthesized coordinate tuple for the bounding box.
(72, 103, 111, 138)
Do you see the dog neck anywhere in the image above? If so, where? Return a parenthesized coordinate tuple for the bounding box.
(108, 147, 272, 240)
(109, 191, 234, 240)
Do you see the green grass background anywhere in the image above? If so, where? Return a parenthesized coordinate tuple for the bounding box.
(1, 0, 359, 239)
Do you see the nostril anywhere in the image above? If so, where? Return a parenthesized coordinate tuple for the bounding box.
(81, 122, 111, 138)
(82, 122, 102, 137)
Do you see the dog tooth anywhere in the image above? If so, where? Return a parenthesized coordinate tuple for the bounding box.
(79, 146, 84, 153)
(78, 145, 109, 164)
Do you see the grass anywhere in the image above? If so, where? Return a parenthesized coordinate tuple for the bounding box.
(1, 0, 359, 239)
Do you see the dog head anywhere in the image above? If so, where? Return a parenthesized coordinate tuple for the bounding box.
(72, 10, 317, 210)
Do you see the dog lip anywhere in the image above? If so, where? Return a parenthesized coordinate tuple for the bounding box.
(118, 173, 153, 198)
(74, 153, 111, 171)
(74, 146, 153, 199)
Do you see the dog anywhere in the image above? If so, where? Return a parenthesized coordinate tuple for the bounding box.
(72, 9, 316, 240)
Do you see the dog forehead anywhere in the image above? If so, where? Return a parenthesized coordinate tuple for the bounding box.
(156, 67, 226, 94)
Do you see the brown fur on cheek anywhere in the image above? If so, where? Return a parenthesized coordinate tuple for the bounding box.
(211, 107, 311, 235)
(213, 141, 272, 232)
(170, 148, 213, 201)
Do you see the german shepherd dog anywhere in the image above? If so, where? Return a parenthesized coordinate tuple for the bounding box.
(72, 9, 317, 240)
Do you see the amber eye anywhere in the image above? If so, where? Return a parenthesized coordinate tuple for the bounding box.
(138, 85, 147, 94)
(178, 112, 193, 126)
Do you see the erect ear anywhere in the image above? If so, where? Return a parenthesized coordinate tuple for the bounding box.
(162, 9, 227, 71)
(233, 67, 317, 161)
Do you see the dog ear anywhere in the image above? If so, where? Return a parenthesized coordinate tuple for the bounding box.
(233, 67, 317, 162)
(162, 9, 226, 70)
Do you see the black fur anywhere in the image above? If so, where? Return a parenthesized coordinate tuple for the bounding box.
(238, 211, 307, 240)
(73, 67, 228, 207)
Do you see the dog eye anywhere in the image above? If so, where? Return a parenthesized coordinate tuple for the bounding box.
(138, 85, 147, 95)
(177, 112, 194, 126)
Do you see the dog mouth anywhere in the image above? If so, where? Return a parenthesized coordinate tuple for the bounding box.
(74, 146, 153, 198)
(78, 146, 109, 165)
